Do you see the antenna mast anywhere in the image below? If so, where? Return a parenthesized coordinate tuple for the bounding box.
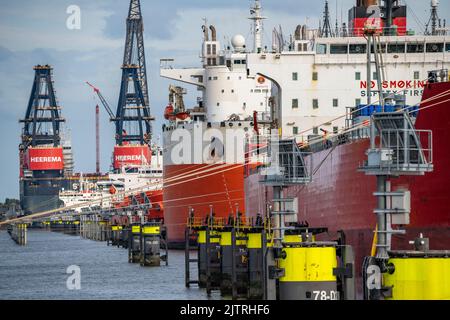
(426, 0, 447, 36)
(321, 1, 333, 37)
(249, 0, 266, 53)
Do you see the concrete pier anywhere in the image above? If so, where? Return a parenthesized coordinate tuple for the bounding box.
(9, 223, 27, 245)
(80, 215, 109, 241)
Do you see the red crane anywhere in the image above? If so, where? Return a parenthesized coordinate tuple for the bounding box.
(86, 81, 115, 174)
(95, 104, 100, 174)
(85, 81, 115, 119)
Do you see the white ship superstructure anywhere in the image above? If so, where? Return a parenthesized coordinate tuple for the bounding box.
(109, 145, 163, 192)
(247, 33, 450, 139)
(161, 1, 271, 167)
(59, 145, 163, 212)
(59, 176, 125, 213)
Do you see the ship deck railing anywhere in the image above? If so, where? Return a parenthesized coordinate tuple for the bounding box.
(186, 216, 272, 231)
(362, 128, 433, 175)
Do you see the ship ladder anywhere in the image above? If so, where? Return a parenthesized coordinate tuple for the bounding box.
(185, 227, 200, 288)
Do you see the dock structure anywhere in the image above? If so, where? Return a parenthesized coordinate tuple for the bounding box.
(140, 221, 168, 267)
(79, 214, 109, 241)
(184, 139, 357, 300)
(185, 211, 269, 300)
(48, 219, 80, 236)
(8, 223, 28, 245)
(31, 208, 168, 268)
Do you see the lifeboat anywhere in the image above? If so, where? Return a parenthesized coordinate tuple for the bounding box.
(175, 112, 190, 120)
(164, 104, 176, 121)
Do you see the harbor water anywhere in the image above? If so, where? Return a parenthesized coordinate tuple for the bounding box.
(0, 229, 219, 300)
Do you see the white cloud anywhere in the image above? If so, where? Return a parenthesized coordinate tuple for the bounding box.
(0, 2, 121, 52)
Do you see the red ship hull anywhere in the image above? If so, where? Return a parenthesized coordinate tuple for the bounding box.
(163, 164, 246, 246)
(245, 82, 450, 296)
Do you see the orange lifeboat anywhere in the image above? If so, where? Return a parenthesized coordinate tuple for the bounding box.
(109, 185, 117, 194)
(164, 104, 176, 121)
(176, 112, 190, 120)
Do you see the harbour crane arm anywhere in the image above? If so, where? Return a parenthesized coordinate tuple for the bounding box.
(85, 81, 115, 119)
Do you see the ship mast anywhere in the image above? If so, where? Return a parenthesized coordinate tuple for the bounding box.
(320, 1, 333, 38)
(425, 0, 447, 36)
(249, 0, 266, 53)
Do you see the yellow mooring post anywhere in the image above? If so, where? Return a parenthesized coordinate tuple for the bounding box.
(278, 233, 339, 300)
(383, 235, 450, 300)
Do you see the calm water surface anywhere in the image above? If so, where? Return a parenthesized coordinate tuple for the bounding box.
(0, 229, 219, 300)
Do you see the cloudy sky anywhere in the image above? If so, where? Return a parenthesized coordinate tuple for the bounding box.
(0, 0, 446, 201)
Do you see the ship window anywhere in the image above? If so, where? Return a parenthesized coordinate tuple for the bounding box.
(312, 72, 318, 81)
(373, 72, 378, 80)
(446, 43, 450, 52)
(234, 60, 241, 64)
(355, 72, 361, 80)
(254, 89, 262, 93)
(213, 76, 218, 80)
(370, 43, 386, 53)
(316, 43, 327, 54)
(292, 99, 299, 109)
(356, 98, 361, 106)
(241, 60, 246, 64)
(293, 127, 299, 135)
(313, 99, 319, 109)
(207, 44, 211, 55)
(349, 44, 366, 54)
(388, 43, 405, 53)
(227, 76, 230, 80)
(208, 76, 212, 80)
(221, 89, 225, 93)
(313, 127, 319, 135)
(212, 44, 217, 54)
(407, 43, 424, 53)
(414, 71, 420, 80)
(231, 89, 234, 93)
(333, 99, 338, 107)
(226, 60, 232, 68)
(330, 44, 348, 54)
(292, 72, 298, 81)
(333, 126, 339, 134)
(217, 102, 220, 106)
(426, 43, 444, 53)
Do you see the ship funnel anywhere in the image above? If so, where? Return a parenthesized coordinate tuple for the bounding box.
(294, 25, 301, 40)
(202, 25, 209, 41)
(294, 25, 308, 40)
(210, 25, 217, 41)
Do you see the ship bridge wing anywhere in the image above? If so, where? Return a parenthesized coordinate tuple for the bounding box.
(160, 66, 205, 88)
